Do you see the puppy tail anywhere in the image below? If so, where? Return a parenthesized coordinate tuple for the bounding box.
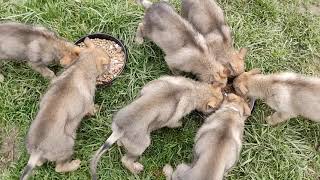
(90, 131, 123, 180)
(20, 152, 42, 180)
(136, 0, 153, 9)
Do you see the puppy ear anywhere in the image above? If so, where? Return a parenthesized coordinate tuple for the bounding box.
(101, 57, 110, 66)
(96, 57, 110, 73)
(84, 38, 95, 48)
(73, 46, 82, 55)
(243, 103, 251, 116)
(59, 56, 71, 66)
(207, 99, 219, 110)
(237, 48, 248, 60)
(227, 62, 237, 75)
(248, 68, 261, 75)
(220, 68, 230, 78)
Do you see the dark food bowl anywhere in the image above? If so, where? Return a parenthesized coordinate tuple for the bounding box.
(75, 33, 127, 86)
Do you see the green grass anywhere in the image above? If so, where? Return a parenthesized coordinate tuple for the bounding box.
(0, 0, 320, 179)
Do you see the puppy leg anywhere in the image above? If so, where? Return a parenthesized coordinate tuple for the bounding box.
(266, 112, 294, 125)
(55, 159, 81, 173)
(135, 23, 145, 44)
(166, 97, 190, 128)
(121, 154, 144, 174)
(28, 62, 56, 79)
(163, 164, 173, 180)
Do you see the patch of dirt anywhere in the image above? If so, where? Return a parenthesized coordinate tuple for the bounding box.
(0, 128, 20, 171)
(299, 3, 320, 16)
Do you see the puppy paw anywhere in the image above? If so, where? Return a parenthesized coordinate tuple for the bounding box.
(36, 159, 46, 167)
(71, 159, 81, 167)
(55, 159, 81, 173)
(87, 104, 99, 117)
(132, 162, 144, 174)
(163, 164, 173, 177)
(266, 115, 278, 126)
(135, 37, 144, 45)
(116, 140, 123, 147)
(167, 121, 182, 128)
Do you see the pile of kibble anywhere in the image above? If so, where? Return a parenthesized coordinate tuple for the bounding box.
(78, 38, 125, 85)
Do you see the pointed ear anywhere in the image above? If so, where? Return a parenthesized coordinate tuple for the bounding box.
(84, 37, 95, 48)
(243, 103, 251, 116)
(101, 57, 110, 65)
(207, 99, 219, 110)
(238, 48, 248, 60)
(96, 57, 110, 73)
(228, 62, 236, 75)
(60, 56, 72, 66)
(73, 46, 82, 55)
(220, 68, 230, 78)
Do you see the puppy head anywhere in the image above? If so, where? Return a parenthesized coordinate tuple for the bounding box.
(203, 82, 224, 113)
(225, 93, 251, 116)
(59, 43, 82, 67)
(82, 38, 110, 74)
(227, 48, 247, 76)
(233, 68, 261, 96)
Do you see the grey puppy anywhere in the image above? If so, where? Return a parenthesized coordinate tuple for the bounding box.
(0, 22, 81, 79)
(181, 0, 247, 77)
(163, 93, 251, 180)
(135, 0, 229, 84)
(90, 76, 224, 179)
(20, 38, 110, 180)
(233, 69, 320, 126)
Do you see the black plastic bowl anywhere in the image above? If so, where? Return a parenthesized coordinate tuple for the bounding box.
(75, 33, 127, 86)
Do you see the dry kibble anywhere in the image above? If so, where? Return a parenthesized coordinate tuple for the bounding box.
(78, 38, 125, 85)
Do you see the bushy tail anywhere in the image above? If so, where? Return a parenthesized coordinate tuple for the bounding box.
(90, 132, 123, 180)
(20, 152, 42, 180)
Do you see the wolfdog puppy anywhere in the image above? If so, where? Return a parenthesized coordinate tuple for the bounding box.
(233, 69, 320, 125)
(0, 22, 81, 79)
(20, 38, 110, 180)
(135, 0, 229, 84)
(181, 0, 247, 76)
(163, 93, 251, 180)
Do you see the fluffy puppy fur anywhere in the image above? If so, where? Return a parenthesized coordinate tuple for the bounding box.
(181, 0, 247, 77)
(163, 93, 251, 180)
(135, 0, 229, 85)
(0, 22, 81, 79)
(20, 38, 110, 180)
(90, 76, 224, 179)
(233, 69, 320, 125)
